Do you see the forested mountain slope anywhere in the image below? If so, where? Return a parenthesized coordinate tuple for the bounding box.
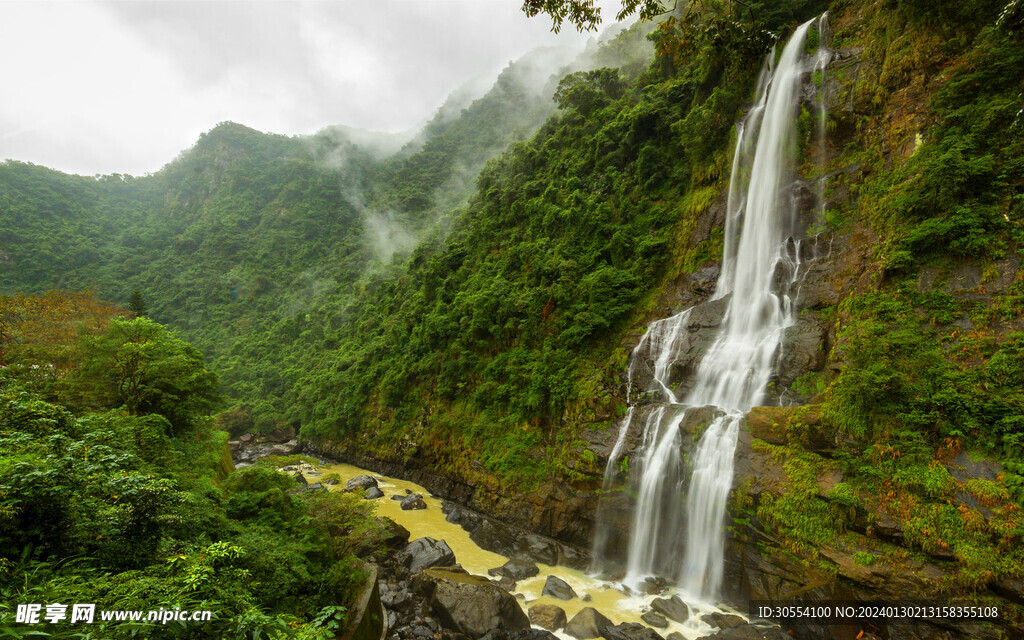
(0, 29, 648, 427)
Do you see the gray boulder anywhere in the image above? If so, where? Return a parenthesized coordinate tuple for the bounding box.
(564, 607, 613, 639)
(701, 613, 745, 630)
(346, 475, 378, 492)
(489, 560, 540, 581)
(650, 596, 688, 623)
(640, 612, 668, 628)
(413, 568, 529, 639)
(602, 623, 663, 640)
(364, 486, 385, 499)
(695, 623, 789, 640)
(541, 575, 577, 600)
(511, 631, 559, 640)
(401, 494, 428, 510)
(396, 537, 457, 573)
(528, 604, 567, 631)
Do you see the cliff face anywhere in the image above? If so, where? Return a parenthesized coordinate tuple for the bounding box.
(581, 2, 1024, 638)
(314, 2, 1024, 638)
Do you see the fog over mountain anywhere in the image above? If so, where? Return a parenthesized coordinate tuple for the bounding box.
(0, 0, 618, 176)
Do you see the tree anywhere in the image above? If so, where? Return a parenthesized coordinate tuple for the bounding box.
(75, 317, 221, 435)
(128, 288, 148, 317)
(521, 0, 667, 32)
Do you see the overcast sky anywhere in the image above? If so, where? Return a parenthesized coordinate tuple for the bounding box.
(0, 0, 620, 177)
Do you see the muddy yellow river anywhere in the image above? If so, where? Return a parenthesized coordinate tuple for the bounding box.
(310, 462, 739, 640)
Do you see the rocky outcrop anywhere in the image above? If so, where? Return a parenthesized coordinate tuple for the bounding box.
(442, 501, 589, 569)
(396, 537, 456, 573)
(413, 568, 530, 639)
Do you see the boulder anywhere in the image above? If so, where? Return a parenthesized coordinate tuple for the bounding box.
(346, 475, 379, 492)
(497, 576, 517, 592)
(564, 608, 613, 639)
(649, 596, 688, 623)
(640, 612, 668, 628)
(666, 634, 685, 640)
(397, 537, 457, 573)
(489, 560, 540, 581)
(511, 630, 559, 640)
(541, 575, 577, 600)
(294, 474, 308, 486)
(701, 613, 745, 630)
(364, 486, 385, 500)
(401, 494, 428, 510)
(378, 517, 411, 549)
(695, 624, 789, 640)
(392, 494, 405, 500)
(528, 604, 567, 631)
(601, 622, 664, 640)
(413, 568, 530, 639)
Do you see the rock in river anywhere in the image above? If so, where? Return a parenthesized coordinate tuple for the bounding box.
(701, 613, 745, 630)
(541, 575, 577, 600)
(489, 560, 540, 581)
(396, 537, 456, 573)
(602, 623, 664, 640)
(640, 612, 668, 628)
(346, 475, 378, 492)
(364, 486, 385, 499)
(564, 607, 613, 639)
(528, 604, 567, 631)
(650, 596, 688, 623)
(413, 568, 529, 639)
(401, 494, 428, 510)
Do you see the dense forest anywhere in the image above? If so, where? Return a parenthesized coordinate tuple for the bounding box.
(3, 0, 1024, 637)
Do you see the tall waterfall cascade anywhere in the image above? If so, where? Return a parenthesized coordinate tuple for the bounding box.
(592, 15, 832, 603)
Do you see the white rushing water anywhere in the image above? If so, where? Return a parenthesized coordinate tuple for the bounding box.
(595, 16, 830, 602)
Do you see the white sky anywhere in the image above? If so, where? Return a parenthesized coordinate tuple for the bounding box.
(0, 0, 620, 177)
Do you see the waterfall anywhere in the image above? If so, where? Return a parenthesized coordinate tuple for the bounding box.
(593, 16, 829, 601)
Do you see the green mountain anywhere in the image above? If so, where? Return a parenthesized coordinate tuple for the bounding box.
(3, 1, 1024, 637)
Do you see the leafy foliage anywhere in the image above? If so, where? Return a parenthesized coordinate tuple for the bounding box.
(0, 299, 381, 638)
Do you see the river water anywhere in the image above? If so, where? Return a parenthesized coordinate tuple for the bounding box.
(309, 462, 739, 639)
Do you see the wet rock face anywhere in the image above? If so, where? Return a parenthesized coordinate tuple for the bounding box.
(413, 568, 530, 640)
(396, 537, 456, 573)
